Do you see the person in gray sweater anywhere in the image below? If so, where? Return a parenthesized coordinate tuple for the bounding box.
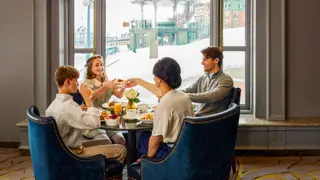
(182, 46, 233, 116)
(127, 46, 233, 116)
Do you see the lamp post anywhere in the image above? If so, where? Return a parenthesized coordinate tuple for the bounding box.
(131, 21, 137, 53)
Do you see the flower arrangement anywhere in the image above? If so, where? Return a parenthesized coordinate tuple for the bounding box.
(124, 89, 140, 109)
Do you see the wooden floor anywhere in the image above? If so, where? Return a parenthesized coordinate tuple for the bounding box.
(1, 148, 320, 180)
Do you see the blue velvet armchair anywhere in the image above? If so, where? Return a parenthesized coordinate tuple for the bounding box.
(128, 103, 240, 180)
(27, 106, 123, 180)
(227, 87, 241, 173)
(227, 87, 241, 106)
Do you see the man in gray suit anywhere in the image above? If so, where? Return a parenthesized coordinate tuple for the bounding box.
(182, 46, 234, 116)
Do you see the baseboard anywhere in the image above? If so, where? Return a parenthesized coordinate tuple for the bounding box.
(235, 150, 320, 156)
(20, 148, 30, 156)
(0, 142, 20, 148)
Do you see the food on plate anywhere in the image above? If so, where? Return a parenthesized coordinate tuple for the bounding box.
(107, 114, 119, 120)
(100, 111, 109, 120)
(117, 79, 126, 83)
(141, 113, 153, 120)
(108, 101, 115, 107)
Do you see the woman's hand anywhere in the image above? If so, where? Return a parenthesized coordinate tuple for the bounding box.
(103, 78, 121, 89)
(126, 78, 140, 88)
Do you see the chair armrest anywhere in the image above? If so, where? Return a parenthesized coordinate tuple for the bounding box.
(52, 153, 107, 179)
(141, 155, 165, 164)
(140, 155, 173, 180)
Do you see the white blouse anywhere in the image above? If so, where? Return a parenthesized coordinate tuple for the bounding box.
(152, 90, 195, 143)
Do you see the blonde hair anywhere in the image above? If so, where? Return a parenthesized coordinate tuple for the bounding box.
(55, 66, 79, 87)
(85, 54, 106, 82)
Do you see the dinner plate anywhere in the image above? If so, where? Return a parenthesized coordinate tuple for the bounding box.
(122, 114, 139, 120)
(138, 113, 154, 124)
(102, 103, 114, 110)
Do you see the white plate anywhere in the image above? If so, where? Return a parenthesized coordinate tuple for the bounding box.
(102, 103, 114, 109)
(138, 113, 154, 124)
(140, 119, 153, 124)
(122, 115, 139, 120)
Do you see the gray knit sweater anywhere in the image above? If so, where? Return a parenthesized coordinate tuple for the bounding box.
(182, 70, 234, 116)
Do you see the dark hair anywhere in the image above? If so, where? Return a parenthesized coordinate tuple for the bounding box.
(201, 46, 223, 66)
(153, 57, 182, 89)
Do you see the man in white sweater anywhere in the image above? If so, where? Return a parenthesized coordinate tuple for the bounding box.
(46, 65, 127, 163)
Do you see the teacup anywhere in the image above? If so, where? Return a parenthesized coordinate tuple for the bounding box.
(137, 104, 149, 113)
(126, 109, 139, 119)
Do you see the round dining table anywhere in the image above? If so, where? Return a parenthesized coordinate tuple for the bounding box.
(100, 118, 153, 164)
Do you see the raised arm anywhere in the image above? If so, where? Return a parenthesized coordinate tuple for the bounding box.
(112, 87, 124, 98)
(65, 84, 101, 129)
(186, 76, 233, 103)
(181, 77, 201, 93)
(90, 79, 121, 100)
(65, 106, 101, 130)
(127, 78, 162, 98)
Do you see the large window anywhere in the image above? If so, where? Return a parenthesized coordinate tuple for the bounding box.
(68, 0, 252, 111)
(104, 0, 209, 104)
(223, 0, 250, 109)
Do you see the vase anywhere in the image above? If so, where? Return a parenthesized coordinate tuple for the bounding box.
(125, 101, 138, 119)
(126, 101, 136, 110)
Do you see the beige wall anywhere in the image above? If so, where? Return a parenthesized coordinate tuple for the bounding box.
(0, 0, 49, 142)
(0, 0, 34, 141)
(286, 0, 320, 118)
(0, 0, 319, 142)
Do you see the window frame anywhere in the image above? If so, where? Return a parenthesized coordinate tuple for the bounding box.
(222, 0, 252, 113)
(67, 0, 253, 113)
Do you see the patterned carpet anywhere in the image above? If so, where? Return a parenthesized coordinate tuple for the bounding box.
(1, 148, 320, 180)
(238, 156, 320, 179)
(0, 148, 33, 180)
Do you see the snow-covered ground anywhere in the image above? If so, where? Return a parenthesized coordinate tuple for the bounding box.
(74, 27, 246, 104)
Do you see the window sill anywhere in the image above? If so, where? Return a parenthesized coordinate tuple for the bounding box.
(240, 115, 320, 127)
